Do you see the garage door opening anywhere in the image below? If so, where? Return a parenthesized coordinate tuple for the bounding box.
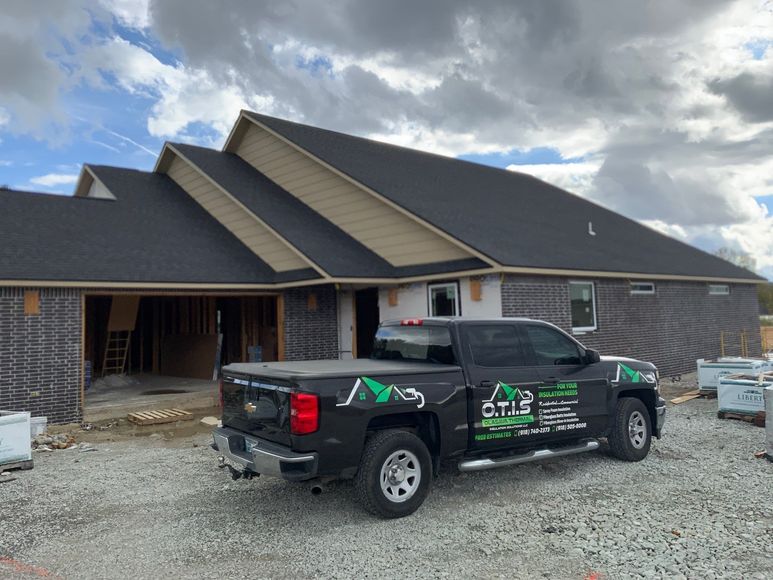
(83, 294, 279, 419)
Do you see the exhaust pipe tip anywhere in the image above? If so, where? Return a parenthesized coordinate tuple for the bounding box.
(310, 485, 323, 496)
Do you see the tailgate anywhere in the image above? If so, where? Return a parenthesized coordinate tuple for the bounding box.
(221, 371, 293, 446)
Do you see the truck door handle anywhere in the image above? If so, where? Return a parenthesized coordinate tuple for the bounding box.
(478, 380, 495, 388)
(543, 377, 558, 386)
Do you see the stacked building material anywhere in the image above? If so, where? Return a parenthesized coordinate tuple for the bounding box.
(697, 357, 773, 393)
(0, 411, 33, 471)
(717, 372, 773, 419)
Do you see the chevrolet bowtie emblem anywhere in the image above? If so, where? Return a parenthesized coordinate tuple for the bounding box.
(244, 402, 257, 413)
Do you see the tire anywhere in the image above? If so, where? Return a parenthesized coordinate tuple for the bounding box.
(608, 397, 652, 461)
(354, 429, 432, 519)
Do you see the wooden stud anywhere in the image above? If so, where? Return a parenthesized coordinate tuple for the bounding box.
(24, 290, 40, 315)
(209, 297, 216, 334)
(276, 294, 285, 361)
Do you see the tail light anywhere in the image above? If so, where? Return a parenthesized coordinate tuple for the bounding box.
(400, 318, 423, 326)
(290, 392, 319, 435)
(218, 378, 224, 409)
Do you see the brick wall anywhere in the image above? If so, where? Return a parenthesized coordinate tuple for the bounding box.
(282, 285, 339, 360)
(0, 288, 82, 424)
(501, 275, 761, 376)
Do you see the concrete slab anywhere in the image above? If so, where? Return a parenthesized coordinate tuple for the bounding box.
(84, 374, 218, 422)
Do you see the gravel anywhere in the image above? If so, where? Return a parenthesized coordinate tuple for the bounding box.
(1, 395, 771, 579)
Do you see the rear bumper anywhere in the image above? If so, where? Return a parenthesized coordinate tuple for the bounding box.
(212, 427, 318, 481)
(655, 399, 666, 438)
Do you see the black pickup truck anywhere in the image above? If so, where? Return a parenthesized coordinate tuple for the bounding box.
(213, 317, 666, 518)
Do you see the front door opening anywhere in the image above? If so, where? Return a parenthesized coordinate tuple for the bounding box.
(355, 287, 380, 358)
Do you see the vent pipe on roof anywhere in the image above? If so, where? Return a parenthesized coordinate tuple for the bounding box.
(588, 221, 596, 236)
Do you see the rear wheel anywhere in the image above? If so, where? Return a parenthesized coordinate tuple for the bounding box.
(354, 429, 432, 518)
(608, 397, 651, 461)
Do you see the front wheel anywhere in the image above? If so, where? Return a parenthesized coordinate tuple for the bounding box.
(608, 397, 652, 461)
(354, 429, 432, 518)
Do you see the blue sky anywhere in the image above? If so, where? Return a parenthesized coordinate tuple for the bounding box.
(0, 1, 771, 279)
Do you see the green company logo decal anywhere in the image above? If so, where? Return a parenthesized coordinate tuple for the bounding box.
(481, 381, 534, 427)
(336, 376, 425, 408)
(615, 362, 656, 384)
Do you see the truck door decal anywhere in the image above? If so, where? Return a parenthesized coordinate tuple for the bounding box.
(481, 382, 535, 427)
(336, 376, 425, 408)
(474, 380, 590, 442)
(614, 363, 656, 385)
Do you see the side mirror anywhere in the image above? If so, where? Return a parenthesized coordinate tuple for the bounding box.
(584, 348, 600, 365)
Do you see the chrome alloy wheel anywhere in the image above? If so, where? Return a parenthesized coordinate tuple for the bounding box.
(628, 410, 647, 449)
(380, 449, 421, 503)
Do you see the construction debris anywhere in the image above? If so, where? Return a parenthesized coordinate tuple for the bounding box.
(716, 411, 764, 426)
(32, 433, 76, 451)
(127, 408, 193, 426)
(80, 421, 117, 432)
(199, 416, 220, 427)
(670, 390, 701, 405)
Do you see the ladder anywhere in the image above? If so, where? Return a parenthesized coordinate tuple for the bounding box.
(102, 330, 131, 376)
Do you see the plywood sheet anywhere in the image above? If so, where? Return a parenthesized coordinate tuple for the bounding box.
(160, 334, 219, 379)
(107, 296, 140, 331)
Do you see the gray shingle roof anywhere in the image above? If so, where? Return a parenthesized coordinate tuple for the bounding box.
(0, 168, 318, 284)
(246, 111, 763, 281)
(170, 144, 395, 278)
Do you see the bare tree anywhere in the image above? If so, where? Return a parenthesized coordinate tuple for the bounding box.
(714, 247, 757, 273)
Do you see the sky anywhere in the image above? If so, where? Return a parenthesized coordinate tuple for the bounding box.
(0, 0, 772, 279)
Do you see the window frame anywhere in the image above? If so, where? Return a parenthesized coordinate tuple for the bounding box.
(708, 284, 730, 296)
(569, 280, 597, 333)
(630, 281, 656, 295)
(427, 281, 461, 317)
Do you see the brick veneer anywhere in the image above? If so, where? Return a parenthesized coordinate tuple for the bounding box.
(282, 285, 339, 360)
(0, 288, 82, 424)
(501, 275, 761, 376)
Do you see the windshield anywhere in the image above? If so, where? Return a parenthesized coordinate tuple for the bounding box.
(370, 325, 457, 365)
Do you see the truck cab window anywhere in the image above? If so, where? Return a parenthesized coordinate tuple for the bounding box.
(526, 325, 582, 366)
(464, 325, 525, 367)
(371, 325, 457, 365)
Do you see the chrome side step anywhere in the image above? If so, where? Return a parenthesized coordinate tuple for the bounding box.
(458, 438, 600, 472)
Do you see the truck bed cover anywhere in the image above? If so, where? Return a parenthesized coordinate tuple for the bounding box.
(223, 359, 461, 380)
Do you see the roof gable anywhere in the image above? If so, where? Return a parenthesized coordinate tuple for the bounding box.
(158, 146, 320, 275)
(171, 143, 402, 278)
(242, 111, 763, 282)
(227, 114, 485, 268)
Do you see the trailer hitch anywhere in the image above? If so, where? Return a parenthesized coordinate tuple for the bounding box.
(217, 455, 259, 480)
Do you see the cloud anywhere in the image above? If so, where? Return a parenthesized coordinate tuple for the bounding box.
(507, 160, 602, 198)
(29, 173, 79, 187)
(98, 0, 150, 28)
(1, 0, 772, 277)
(708, 72, 773, 123)
(0, 1, 93, 135)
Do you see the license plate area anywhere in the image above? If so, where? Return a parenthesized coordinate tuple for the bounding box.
(244, 438, 258, 454)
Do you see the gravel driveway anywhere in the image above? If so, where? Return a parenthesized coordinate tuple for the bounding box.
(1, 397, 771, 580)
